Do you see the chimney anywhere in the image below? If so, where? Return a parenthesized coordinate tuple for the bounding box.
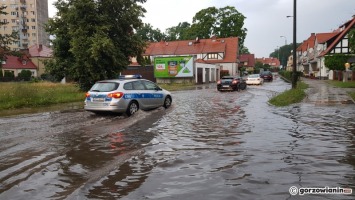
(38, 44, 43, 51)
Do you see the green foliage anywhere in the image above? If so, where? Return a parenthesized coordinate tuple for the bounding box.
(268, 81, 308, 106)
(279, 71, 302, 82)
(324, 54, 352, 70)
(17, 70, 32, 81)
(136, 23, 165, 42)
(165, 22, 191, 41)
(4, 71, 14, 78)
(0, 82, 84, 110)
(349, 29, 355, 54)
(269, 43, 300, 67)
(0, 6, 19, 61)
(46, 0, 147, 91)
(327, 80, 355, 88)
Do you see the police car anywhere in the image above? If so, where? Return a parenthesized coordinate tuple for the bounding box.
(84, 75, 172, 116)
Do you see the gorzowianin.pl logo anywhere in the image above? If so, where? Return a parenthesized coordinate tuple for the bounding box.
(289, 186, 352, 195)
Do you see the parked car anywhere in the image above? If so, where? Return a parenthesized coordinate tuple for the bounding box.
(84, 75, 172, 116)
(260, 71, 273, 82)
(217, 76, 247, 91)
(246, 74, 264, 85)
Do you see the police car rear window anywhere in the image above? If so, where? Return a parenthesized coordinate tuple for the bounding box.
(91, 82, 119, 92)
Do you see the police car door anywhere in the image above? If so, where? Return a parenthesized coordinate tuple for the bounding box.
(142, 80, 164, 107)
(132, 80, 151, 109)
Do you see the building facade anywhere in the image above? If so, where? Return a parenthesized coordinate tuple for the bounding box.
(0, 0, 49, 51)
(142, 37, 239, 84)
(296, 16, 354, 79)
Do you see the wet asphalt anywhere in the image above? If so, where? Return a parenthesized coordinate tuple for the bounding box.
(0, 77, 355, 200)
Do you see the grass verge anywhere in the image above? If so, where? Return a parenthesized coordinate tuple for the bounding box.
(0, 82, 85, 111)
(268, 81, 308, 107)
(326, 80, 355, 101)
(159, 82, 196, 91)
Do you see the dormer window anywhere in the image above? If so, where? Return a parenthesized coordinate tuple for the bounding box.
(208, 53, 218, 59)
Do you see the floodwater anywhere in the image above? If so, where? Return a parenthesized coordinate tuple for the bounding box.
(1, 78, 355, 200)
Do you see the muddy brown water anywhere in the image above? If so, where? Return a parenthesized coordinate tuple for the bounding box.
(1, 78, 355, 200)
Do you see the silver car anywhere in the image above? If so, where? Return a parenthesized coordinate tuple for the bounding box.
(84, 76, 172, 116)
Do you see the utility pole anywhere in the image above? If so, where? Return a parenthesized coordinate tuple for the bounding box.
(291, 0, 297, 89)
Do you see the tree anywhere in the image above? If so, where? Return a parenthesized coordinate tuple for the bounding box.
(192, 6, 247, 48)
(0, 5, 19, 64)
(239, 46, 250, 54)
(269, 44, 298, 67)
(46, 0, 147, 90)
(136, 23, 165, 42)
(165, 22, 191, 41)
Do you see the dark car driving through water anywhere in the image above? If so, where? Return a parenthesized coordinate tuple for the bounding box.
(217, 76, 247, 91)
(260, 71, 273, 82)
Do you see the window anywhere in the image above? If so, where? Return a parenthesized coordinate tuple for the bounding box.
(11, 19, 16, 23)
(207, 53, 218, 59)
(143, 80, 158, 90)
(123, 82, 133, 90)
(91, 82, 119, 92)
(31, 26, 36, 29)
(31, 18, 35, 22)
(132, 81, 145, 90)
(31, 11, 35, 15)
(31, 33, 36, 37)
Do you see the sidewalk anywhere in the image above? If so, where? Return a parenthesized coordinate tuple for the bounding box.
(301, 78, 355, 105)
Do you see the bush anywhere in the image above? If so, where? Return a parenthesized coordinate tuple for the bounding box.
(18, 70, 32, 81)
(3, 71, 15, 81)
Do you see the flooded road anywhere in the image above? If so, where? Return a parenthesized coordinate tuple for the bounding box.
(1, 78, 355, 199)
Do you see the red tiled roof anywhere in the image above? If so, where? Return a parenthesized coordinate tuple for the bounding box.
(239, 54, 255, 67)
(2, 55, 37, 69)
(320, 16, 355, 57)
(297, 41, 307, 52)
(308, 33, 316, 49)
(144, 37, 238, 63)
(255, 57, 280, 66)
(316, 32, 339, 44)
(28, 44, 52, 57)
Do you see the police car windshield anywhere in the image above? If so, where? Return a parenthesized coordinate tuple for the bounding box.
(90, 82, 119, 92)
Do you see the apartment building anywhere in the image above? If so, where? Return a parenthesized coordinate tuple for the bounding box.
(0, 0, 49, 51)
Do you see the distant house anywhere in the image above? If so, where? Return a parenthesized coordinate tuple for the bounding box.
(255, 57, 280, 69)
(239, 54, 255, 73)
(28, 44, 53, 77)
(296, 15, 354, 79)
(141, 36, 239, 84)
(1, 55, 37, 77)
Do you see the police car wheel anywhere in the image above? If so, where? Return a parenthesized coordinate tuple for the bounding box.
(126, 101, 139, 116)
(163, 96, 172, 108)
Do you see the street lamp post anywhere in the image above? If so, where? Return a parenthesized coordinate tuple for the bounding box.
(280, 36, 287, 45)
(291, 0, 297, 89)
(280, 36, 287, 68)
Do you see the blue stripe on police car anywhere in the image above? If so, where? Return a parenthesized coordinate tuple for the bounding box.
(123, 93, 163, 99)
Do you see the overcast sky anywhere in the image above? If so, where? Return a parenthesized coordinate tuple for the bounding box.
(48, 0, 355, 58)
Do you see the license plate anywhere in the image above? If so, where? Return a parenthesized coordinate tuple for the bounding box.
(223, 85, 229, 88)
(93, 98, 105, 102)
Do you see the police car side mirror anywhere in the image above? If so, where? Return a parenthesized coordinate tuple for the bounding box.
(155, 86, 162, 91)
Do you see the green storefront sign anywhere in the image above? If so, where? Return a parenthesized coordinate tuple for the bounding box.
(154, 56, 193, 78)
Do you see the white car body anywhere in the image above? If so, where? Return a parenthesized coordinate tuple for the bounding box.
(246, 74, 264, 85)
